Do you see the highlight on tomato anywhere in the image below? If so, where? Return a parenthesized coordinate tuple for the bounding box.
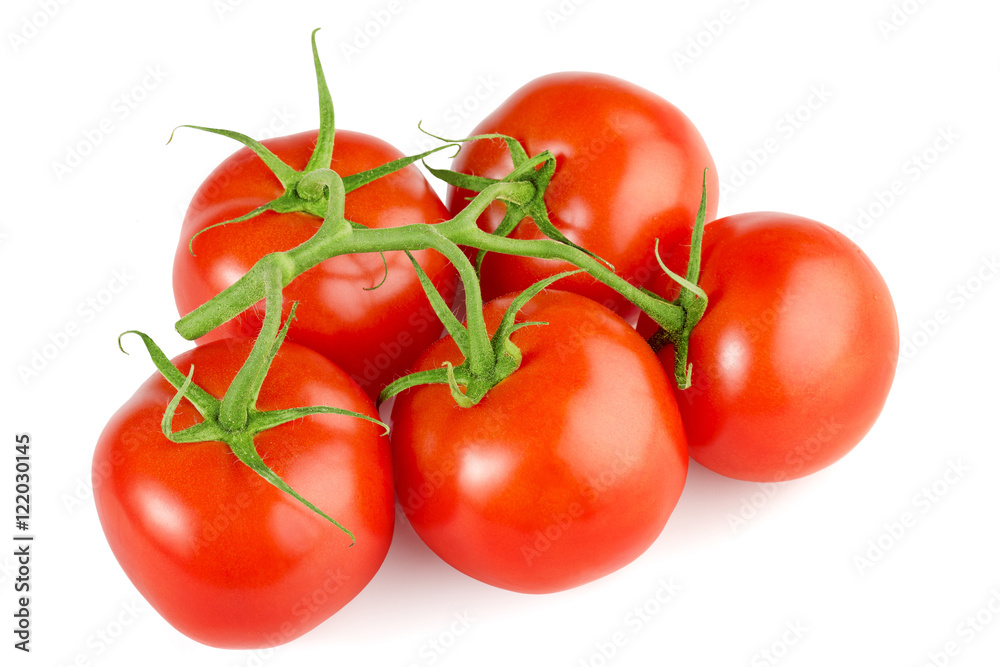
(446, 71, 719, 315)
(174, 127, 459, 399)
(93, 26, 905, 652)
(93, 331, 394, 648)
(172, 34, 457, 400)
(390, 289, 689, 594)
(639, 212, 899, 482)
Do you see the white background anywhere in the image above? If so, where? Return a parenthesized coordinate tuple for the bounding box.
(3, 0, 999, 665)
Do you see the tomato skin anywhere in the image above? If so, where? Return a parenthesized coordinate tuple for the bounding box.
(637, 213, 899, 482)
(391, 290, 688, 594)
(447, 72, 718, 315)
(93, 339, 394, 648)
(173, 129, 457, 399)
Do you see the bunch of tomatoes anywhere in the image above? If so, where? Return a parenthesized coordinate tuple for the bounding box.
(92, 33, 898, 649)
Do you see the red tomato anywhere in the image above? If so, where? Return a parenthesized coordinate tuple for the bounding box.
(173, 129, 457, 399)
(93, 338, 394, 648)
(391, 290, 688, 594)
(638, 213, 899, 482)
(448, 72, 718, 315)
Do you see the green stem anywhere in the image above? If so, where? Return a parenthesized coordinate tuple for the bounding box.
(646, 169, 711, 387)
(217, 259, 286, 431)
(227, 431, 356, 544)
(296, 168, 351, 240)
(647, 327, 672, 354)
(452, 226, 686, 332)
(378, 368, 453, 402)
(302, 28, 335, 174)
(176, 180, 537, 340)
(409, 228, 494, 376)
(175, 189, 686, 343)
(123, 323, 386, 539)
(435, 180, 536, 235)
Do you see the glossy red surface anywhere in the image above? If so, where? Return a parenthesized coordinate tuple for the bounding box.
(173, 129, 457, 398)
(93, 339, 394, 648)
(448, 72, 718, 315)
(391, 290, 688, 593)
(638, 213, 899, 481)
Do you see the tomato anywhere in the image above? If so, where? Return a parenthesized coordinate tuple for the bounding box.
(92, 338, 394, 648)
(173, 129, 457, 399)
(447, 72, 718, 316)
(637, 213, 899, 482)
(391, 290, 688, 594)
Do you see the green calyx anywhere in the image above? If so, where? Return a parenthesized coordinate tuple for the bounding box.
(378, 259, 581, 407)
(171, 28, 461, 256)
(122, 259, 387, 545)
(170, 30, 706, 406)
(420, 127, 606, 273)
(113, 27, 718, 563)
(172, 131, 690, 351)
(646, 169, 711, 389)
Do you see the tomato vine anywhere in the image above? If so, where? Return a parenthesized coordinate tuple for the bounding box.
(94, 28, 898, 647)
(120, 258, 386, 540)
(116, 28, 711, 535)
(170, 31, 709, 400)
